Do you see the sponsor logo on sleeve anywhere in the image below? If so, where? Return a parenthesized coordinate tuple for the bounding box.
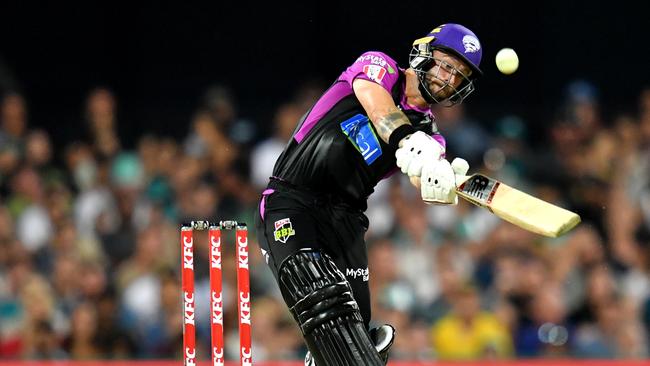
(362, 64, 387, 83)
(355, 54, 388, 67)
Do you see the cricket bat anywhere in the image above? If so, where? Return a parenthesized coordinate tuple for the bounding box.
(456, 174, 581, 237)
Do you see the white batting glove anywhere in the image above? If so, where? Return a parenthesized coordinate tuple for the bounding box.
(395, 131, 445, 177)
(420, 157, 470, 205)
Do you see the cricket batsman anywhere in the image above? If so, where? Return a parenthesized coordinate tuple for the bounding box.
(254, 23, 483, 365)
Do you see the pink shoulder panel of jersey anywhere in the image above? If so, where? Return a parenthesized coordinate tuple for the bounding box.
(340, 51, 400, 92)
(294, 51, 400, 143)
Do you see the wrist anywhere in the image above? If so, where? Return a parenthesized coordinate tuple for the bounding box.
(388, 124, 416, 150)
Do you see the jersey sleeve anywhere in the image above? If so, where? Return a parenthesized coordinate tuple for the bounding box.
(339, 51, 400, 92)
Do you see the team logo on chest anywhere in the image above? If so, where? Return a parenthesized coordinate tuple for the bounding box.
(273, 218, 296, 243)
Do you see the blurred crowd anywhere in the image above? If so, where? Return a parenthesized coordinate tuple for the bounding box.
(0, 78, 649, 362)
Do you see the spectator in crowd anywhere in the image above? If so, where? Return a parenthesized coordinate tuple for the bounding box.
(431, 284, 513, 360)
(24, 320, 68, 359)
(140, 269, 183, 358)
(83, 87, 121, 159)
(61, 301, 101, 359)
(0, 92, 28, 185)
(200, 84, 257, 147)
(250, 102, 304, 190)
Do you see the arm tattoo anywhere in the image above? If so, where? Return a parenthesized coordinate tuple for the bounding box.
(375, 111, 412, 143)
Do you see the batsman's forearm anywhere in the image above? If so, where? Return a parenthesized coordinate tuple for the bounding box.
(372, 109, 412, 144)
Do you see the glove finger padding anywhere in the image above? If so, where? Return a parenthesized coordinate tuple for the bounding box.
(451, 157, 469, 182)
(420, 159, 457, 205)
(395, 131, 444, 177)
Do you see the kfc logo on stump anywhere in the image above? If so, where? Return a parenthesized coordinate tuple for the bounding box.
(210, 234, 222, 269)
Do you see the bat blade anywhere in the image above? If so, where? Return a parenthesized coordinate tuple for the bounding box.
(456, 174, 581, 237)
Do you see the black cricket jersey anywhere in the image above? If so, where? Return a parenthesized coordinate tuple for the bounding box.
(271, 51, 441, 210)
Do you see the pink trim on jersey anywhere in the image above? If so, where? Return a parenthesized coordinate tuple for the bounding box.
(259, 189, 274, 220)
(340, 51, 400, 90)
(432, 134, 447, 157)
(294, 51, 400, 143)
(294, 82, 352, 143)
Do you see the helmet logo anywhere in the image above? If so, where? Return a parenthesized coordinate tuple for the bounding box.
(462, 35, 481, 53)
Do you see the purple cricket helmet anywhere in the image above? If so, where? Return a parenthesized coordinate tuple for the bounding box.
(427, 23, 483, 75)
(409, 23, 483, 105)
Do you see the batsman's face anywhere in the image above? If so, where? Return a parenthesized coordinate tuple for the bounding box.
(426, 50, 472, 99)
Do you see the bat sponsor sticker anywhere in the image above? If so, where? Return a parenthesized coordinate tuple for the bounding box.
(457, 174, 500, 205)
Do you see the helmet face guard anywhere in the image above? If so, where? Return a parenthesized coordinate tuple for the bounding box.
(409, 45, 476, 106)
(409, 24, 483, 106)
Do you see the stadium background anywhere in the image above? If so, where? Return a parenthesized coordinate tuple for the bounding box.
(1, 0, 649, 364)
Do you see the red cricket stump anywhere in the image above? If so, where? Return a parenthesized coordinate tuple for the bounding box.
(181, 220, 252, 366)
(209, 225, 225, 366)
(181, 227, 196, 366)
(236, 225, 252, 365)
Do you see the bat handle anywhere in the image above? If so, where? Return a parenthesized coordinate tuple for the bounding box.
(409, 175, 421, 188)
